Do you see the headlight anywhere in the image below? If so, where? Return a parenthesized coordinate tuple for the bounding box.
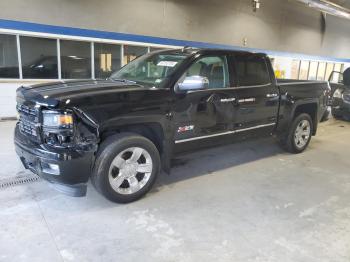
(42, 110, 73, 128)
(333, 89, 343, 99)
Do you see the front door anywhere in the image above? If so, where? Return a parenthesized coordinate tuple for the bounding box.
(173, 55, 237, 143)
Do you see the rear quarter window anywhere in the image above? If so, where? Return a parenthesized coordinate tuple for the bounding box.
(235, 55, 271, 86)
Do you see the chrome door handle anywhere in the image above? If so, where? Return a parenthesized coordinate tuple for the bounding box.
(220, 98, 236, 103)
(266, 93, 278, 98)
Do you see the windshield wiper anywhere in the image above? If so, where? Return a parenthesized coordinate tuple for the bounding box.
(108, 78, 137, 84)
(108, 78, 145, 88)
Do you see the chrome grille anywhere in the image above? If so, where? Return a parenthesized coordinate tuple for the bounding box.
(17, 103, 39, 138)
(19, 117, 38, 137)
(16, 104, 36, 116)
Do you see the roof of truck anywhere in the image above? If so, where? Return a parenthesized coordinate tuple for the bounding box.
(154, 47, 268, 57)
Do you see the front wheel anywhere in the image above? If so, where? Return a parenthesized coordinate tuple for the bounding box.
(92, 133, 160, 203)
(280, 113, 313, 154)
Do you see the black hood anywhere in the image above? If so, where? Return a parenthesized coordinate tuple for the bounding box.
(16, 79, 145, 107)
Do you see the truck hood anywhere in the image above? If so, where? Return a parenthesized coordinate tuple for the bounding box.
(16, 79, 146, 107)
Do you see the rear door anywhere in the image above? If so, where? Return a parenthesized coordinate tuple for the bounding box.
(231, 54, 279, 132)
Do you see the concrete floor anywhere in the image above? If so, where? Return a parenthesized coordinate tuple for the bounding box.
(0, 119, 350, 262)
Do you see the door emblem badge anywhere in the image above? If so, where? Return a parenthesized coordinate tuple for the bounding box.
(177, 125, 194, 133)
(238, 98, 256, 103)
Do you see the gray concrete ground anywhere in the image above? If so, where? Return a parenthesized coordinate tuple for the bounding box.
(0, 119, 350, 262)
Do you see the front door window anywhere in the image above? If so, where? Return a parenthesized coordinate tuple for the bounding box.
(184, 56, 230, 89)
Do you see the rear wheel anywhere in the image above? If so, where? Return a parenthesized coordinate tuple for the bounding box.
(280, 113, 313, 153)
(92, 133, 160, 203)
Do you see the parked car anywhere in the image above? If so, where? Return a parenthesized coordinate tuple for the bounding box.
(329, 68, 350, 120)
(14, 48, 330, 203)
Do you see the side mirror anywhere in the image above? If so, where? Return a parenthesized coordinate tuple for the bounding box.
(178, 76, 209, 91)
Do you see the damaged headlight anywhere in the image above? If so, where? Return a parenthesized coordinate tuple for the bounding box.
(42, 110, 73, 129)
(42, 110, 74, 146)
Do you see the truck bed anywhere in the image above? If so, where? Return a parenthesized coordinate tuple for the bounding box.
(275, 78, 330, 135)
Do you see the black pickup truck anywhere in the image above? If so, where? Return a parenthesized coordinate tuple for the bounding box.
(14, 48, 330, 203)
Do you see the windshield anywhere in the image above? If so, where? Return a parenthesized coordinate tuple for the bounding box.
(110, 52, 189, 88)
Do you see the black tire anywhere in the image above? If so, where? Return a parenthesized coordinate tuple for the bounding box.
(279, 113, 313, 154)
(91, 133, 160, 203)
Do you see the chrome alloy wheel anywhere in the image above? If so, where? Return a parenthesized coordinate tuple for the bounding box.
(108, 147, 153, 195)
(294, 120, 311, 149)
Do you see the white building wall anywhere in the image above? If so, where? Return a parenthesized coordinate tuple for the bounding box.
(1, 0, 350, 58)
(0, 81, 42, 118)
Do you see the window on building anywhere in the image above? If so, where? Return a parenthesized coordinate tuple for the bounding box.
(60, 40, 91, 79)
(94, 43, 121, 79)
(325, 63, 335, 81)
(334, 63, 343, 73)
(235, 55, 270, 86)
(291, 60, 300, 80)
(20, 36, 58, 79)
(308, 61, 318, 80)
(0, 34, 19, 78)
(341, 64, 345, 72)
(184, 56, 229, 89)
(272, 57, 283, 79)
(299, 61, 310, 80)
(272, 57, 300, 80)
(123, 45, 148, 65)
(316, 62, 326, 80)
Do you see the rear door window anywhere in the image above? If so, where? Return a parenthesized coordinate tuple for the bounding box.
(234, 55, 271, 86)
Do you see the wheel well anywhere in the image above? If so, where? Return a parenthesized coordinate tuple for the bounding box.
(100, 123, 164, 153)
(294, 103, 318, 134)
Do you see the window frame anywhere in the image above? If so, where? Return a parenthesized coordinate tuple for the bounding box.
(0, 31, 174, 82)
(59, 39, 93, 79)
(93, 42, 122, 79)
(307, 61, 319, 81)
(316, 62, 327, 81)
(291, 60, 301, 80)
(299, 61, 310, 80)
(0, 33, 20, 79)
(122, 45, 149, 66)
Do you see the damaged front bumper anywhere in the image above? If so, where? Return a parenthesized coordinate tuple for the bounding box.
(14, 124, 96, 197)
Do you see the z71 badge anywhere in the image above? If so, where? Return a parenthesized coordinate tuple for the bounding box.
(177, 125, 194, 133)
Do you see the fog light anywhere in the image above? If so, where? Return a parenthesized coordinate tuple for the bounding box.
(42, 162, 60, 176)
